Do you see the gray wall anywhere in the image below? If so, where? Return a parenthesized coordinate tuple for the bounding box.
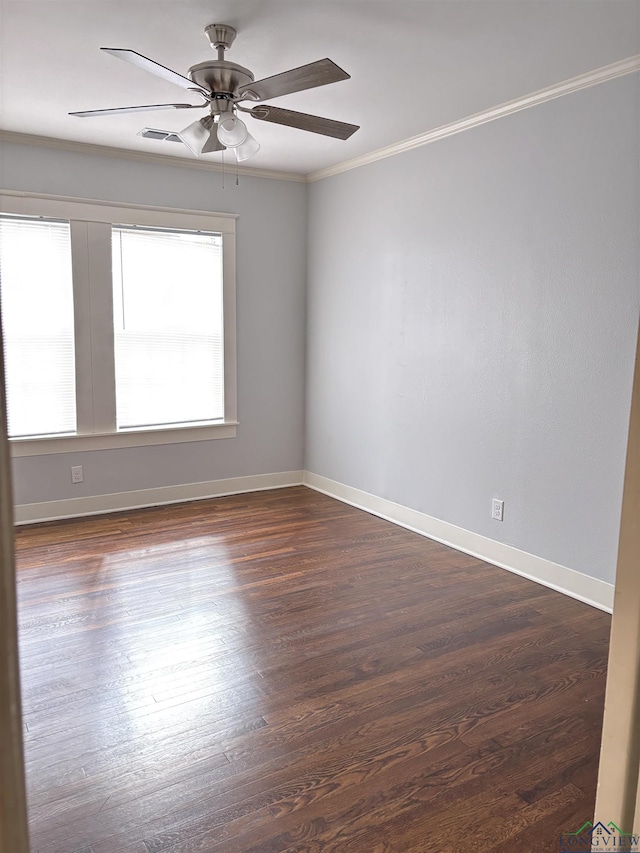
(0, 144, 307, 504)
(305, 74, 640, 585)
(3, 73, 639, 587)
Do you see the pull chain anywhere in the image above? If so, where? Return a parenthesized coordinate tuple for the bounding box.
(221, 149, 225, 190)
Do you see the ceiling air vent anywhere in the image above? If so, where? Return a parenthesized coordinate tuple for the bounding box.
(138, 128, 184, 143)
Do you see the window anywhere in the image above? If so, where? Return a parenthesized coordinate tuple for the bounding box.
(0, 216, 76, 437)
(0, 193, 237, 456)
(112, 226, 224, 430)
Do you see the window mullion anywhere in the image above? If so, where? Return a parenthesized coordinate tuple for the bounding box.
(71, 221, 116, 435)
(70, 221, 93, 435)
(86, 222, 116, 434)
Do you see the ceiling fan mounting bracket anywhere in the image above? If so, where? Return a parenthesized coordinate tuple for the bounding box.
(204, 24, 237, 53)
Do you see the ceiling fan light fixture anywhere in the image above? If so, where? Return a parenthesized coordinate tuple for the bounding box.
(234, 133, 260, 162)
(216, 113, 248, 147)
(178, 115, 215, 155)
(72, 26, 359, 166)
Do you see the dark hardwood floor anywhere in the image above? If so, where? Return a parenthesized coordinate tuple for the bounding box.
(15, 486, 610, 853)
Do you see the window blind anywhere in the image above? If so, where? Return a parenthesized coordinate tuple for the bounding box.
(0, 216, 76, 438)
(112, 226, 224, 430)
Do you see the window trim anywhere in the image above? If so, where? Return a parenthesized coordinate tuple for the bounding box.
(0, 191, 238, 457)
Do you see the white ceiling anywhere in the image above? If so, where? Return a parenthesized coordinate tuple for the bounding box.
(0, 1, 639, 176)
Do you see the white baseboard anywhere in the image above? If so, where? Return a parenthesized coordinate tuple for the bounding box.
(304, 471, 614, 614)
(14, 468, 614, 614)
(14, 471, 304, 525)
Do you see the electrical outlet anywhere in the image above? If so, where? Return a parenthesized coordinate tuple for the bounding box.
(492, 499, 504, 521)
(71, 465, 84, 484)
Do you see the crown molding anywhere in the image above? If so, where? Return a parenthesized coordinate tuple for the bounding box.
(0, 130, 307, 183)
(1, 54, 638, 186)
(308, 53, 640, 183)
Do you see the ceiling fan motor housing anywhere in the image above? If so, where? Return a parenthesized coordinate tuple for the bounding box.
(188, 60, 254, 98)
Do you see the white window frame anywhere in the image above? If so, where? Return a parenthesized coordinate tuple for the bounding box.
(0, 191, 238, 457)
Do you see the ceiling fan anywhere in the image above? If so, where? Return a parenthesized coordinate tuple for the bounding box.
(70, 23, 359, 162)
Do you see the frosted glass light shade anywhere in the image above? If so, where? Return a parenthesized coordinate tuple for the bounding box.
(235, 133, 260, 162)
(178, 116, 214, 155)
(217, 113, 248, 147)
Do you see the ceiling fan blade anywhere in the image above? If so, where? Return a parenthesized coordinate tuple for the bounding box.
(70, 103, 206, 117)
(249, 105, 359, 140)
(238, 58, 349, 102)
(101, 48, 209, 96)
(201, 126, 226, 153)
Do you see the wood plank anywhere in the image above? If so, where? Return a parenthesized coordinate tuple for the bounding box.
(16, 487, 611, 853)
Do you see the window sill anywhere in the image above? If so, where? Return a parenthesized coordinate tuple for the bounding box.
(9, 422, 238, 457)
